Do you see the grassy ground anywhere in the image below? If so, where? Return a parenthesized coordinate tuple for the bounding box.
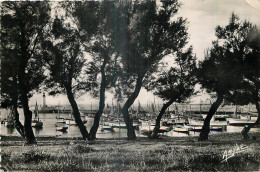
(1, 133, 260, 171)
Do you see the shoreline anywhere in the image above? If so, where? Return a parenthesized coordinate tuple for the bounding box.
(1, 132, 259, 143)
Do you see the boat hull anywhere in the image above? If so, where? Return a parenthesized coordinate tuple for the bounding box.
(56, 126, 68, 132)
(32, 121, 43, 128)
(227, 118, 255, 126)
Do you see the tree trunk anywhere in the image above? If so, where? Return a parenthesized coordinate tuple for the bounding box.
(65, 86, 90, 140)
(17, 21, 36, 144)
(122, 72, 145, 140)
(20, 91, 37, 144)
(241, 91, 260, 140)
(11, 67, 25, 139)
(198, 93, 224, 141)
(13, 106, 25, 139)
(150, 98, 175, 139)
(18, 64, 36, 144)
(89, 55, 108, 140)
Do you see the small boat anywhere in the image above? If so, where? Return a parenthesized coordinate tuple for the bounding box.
(55, 103, 65, 124)
(141, 130, 152, 135)
(56, 117, 65, 124)
(101, 126, 114, 131)
(32, 120, 43, 128)
(227, 118, 255, 126)
(109, 121, 128, 129)
(110, 124, 127, 129)
(191, 126, 203, 131)
(32, 102, 43, 128)
(210, 126, 223, 131)
(141, 125, 171, 135)
(56, 126, 68, 132)
(173, 126, 189, 133)
(158, 126, 172, 133)
(65, 118, 77, 125)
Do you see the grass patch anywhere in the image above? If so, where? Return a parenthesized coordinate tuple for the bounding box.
(1, 133, 260, 171)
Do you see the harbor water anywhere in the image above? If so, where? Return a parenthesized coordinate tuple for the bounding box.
(1, 109, 259, 138)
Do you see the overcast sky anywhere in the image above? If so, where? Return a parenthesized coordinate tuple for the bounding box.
(30, 0, 260, 107)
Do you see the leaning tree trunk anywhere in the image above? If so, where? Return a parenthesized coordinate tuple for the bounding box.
(65, 85, 90, 140)
(18, 63, 36, 144)
(89, 54, 108, 140)
(198, 93, 224, 141)
(20, 91, 37, 144)
(241, 91, 260, 140)
(13, 106, 25, 139)
(11, 66, 25, 139)
(18, 21, 36, 144)
(122, 72, 145, 140)
(150, 98, 175, 139)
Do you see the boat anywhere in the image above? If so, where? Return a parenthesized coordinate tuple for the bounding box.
(55, 102, 65, 124)
(141, 129, 153, 135)
(109, 122, 127, 129)
(185, 126, 202, 131)
(56, 118, 65, 124)
(227, 117, 256, 126)
(56, 123, 68, 132)
(65, 112, 77, 125)
(158, 126, 172, 133)
(101, 125, 114, 131)
(65, 118, 77, 125)
(188, 116, 227, 131)
(32, 102, 43, 128)
(140, 125, 172, 134)
(184, 125, 222, 131)
(173, 126, 189, 133)
(210, 126, 223, 131)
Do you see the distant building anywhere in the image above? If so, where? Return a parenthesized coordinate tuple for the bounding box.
(43, 93, 47, 107)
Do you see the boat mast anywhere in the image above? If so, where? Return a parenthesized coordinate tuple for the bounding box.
(91, 102, 92, 117)
(34, 101, 39, 122)
(58, 101, 60, 118)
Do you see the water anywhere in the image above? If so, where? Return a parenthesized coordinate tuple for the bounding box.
(1, 109, 259, 138)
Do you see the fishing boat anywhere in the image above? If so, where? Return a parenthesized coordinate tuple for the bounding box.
(56, 123, 69, 132)
(173, 126, 189, 133)
(32, 102, 43, 128)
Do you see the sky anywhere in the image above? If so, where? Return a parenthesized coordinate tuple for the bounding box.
(29, 0, 260, 107)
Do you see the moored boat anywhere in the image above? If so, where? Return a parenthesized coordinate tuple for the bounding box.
(56, 125, 69, 132)
(227, 118, 256, 126)
(32, 102, 43, 128)
(141, 125, 172, 134)
(210, 126, 223, 131)
(101, 126, 114, 131)
(173, 126, 189, 133)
